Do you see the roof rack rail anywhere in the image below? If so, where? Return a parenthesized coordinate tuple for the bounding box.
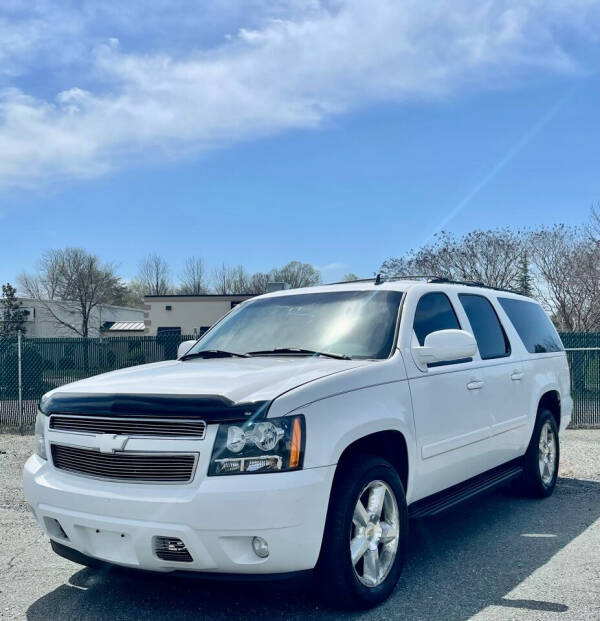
(329, 274, 462, 285)
(328, 274, 523, 295)
(373, 274, 446, 285)
(428, 277, 485, 287)
(427, 277, 522, 295)
(328, 277, 378, 285)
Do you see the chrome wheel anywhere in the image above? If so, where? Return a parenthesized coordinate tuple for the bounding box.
(350, 480, 400, 587)
(538, 421, 557, 486)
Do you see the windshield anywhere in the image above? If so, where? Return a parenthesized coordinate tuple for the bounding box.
(188, 290, 403, 360)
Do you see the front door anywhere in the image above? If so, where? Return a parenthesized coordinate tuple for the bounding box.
(405, 291, 494, 500)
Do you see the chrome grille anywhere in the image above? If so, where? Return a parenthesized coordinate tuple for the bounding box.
(49, 415, 206, 438)
(153, 537, 193, 562)
(50, 444, 197, 483)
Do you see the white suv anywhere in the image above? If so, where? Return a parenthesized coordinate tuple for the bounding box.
(23, 279, 572, 608)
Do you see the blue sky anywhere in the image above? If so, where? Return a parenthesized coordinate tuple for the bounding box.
(0, 1, 599, 286)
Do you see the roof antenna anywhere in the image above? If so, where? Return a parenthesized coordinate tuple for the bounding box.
(374, 273, 383, 285)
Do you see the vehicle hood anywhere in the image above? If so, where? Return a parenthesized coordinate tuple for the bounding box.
(41, 356, 370, 419)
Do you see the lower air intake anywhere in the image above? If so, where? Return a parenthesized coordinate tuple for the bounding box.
(153, 536, 193, 562)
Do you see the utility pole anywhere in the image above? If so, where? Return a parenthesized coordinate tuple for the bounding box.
(17, 329, 23, 433)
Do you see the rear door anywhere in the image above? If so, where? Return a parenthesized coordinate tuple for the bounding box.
(457, 293, 528, 462)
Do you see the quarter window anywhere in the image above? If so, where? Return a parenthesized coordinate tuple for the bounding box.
(459, 294, 510, 360)
(413, 292, 461, 346)
(498, 298, 563, 354)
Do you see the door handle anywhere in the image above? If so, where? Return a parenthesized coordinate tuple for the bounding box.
(511, 371, 524, 381)
(467, 380, 484, 390)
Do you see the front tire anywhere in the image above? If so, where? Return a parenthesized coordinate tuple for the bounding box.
(315, 455, 408, 609)
(518, 409, 559, 498)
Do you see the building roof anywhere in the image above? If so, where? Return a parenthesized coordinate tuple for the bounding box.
(106, 321, 145, 332)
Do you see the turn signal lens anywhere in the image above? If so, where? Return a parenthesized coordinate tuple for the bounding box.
(289, 417, 302, 468)
(34, 411, 47, 460)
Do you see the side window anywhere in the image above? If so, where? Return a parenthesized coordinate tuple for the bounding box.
(498, 298, 563, 353)
(459, 294, 510, 360)
(413, 292, 461, 346)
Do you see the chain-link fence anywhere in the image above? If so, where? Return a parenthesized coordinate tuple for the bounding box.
(561, 333, 600, 428)
(2, 331, 600, 430)
(0, 332, 194, 429)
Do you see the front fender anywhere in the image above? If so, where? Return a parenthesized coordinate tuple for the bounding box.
(286, 380, 417, 498)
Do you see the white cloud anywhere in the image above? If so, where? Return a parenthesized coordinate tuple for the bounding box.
(0, 0, 598, 188)
(318, 262, 348, 272)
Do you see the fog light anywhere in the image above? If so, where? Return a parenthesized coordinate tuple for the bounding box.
(252, 536, 269, 558)
(43, 517, 69, 540)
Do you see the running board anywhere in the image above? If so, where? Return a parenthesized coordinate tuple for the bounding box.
(408, 461, 523, 519)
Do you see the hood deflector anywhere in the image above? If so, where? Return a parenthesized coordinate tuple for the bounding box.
(39, 392, 271, 423)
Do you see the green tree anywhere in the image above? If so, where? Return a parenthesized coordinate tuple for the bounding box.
(0, 283, 27, 337)
(343, 273, 360, 281)
(516, 253, 533, 297)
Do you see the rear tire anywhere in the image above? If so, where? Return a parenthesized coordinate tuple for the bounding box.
(517, 409, 559, 498)
(315, 455, 408, 609)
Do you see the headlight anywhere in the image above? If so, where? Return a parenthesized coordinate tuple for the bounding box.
(34, 411, 47, 460)
(208, 415, 304, 475)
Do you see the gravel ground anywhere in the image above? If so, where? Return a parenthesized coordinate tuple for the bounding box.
(1, 430, 599, 621)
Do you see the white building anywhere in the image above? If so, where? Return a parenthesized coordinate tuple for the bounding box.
(13, 298, 144, 338)
(143, 294, 256, 337)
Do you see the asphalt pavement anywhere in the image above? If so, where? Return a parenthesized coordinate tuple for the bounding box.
(1, 430, 599, 620)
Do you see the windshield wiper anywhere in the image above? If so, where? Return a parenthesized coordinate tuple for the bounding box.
(180, 349, 249, 361)
(245, 347, 351, 360)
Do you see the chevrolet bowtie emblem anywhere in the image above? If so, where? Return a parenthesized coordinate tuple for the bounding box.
(96, 434, 129, 454)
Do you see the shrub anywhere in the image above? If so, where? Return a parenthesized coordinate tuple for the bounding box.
(58, 356, 75, 370)
(126, 347, 146, 366)
(0, 345, 44, 398)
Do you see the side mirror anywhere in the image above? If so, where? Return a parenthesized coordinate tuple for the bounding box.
(412, 329, 477, 367)
(177, 340, 197, 359)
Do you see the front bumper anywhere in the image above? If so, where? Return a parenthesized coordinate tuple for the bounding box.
(24, 455, 335, 574)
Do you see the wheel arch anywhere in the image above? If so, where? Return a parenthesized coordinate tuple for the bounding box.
(335, 430, 409, 496)
(538, 390, 561, 429)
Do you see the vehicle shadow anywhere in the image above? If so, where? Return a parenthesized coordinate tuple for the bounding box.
(26, 477, 600, 621)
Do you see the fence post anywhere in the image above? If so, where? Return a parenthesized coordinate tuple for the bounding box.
(17, 329, 23, 433)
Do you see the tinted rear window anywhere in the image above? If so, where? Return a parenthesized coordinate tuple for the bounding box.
(498, 298, 563, 354)
(459, 294, 510, 360)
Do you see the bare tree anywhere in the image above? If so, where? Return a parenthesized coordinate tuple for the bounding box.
(212, 261, 321, 294)
(137, 253, 172, 296)
(586, 203, 600, 243)
(380, 229, 527, 289)
(212, 264, 255, 295)
(179, 257, 207, 295)
(529, 225, 600, 331)
(269, 261, 321, 289)
(249, 271, 270, 294)
(19, 247, 123, 337)
(115, 280, 146, 307)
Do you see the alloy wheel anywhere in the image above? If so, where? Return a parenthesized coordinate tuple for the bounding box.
(538, 420, 557, 486)
(350, 480, 400, 587)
